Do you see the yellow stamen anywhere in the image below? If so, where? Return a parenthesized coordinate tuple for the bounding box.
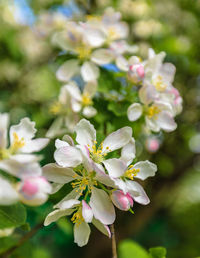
(124, 166, 140, 180)
(154, 75, 167, 92)
(75, 46, 91, 60)
(82, 93, 92, 106)
(49, 101, 63, 115)
(147, 106, 161, 119)
(71, 209, 84, 225)
(87, 141, 111, 163)
(10, 132, 25, 153)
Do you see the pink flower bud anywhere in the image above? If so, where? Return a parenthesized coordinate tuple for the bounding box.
(18, 176, 51, 206)
(111, 190, 133, 211)
(128, 64, 145, 83)
(146, 138, 160, 153)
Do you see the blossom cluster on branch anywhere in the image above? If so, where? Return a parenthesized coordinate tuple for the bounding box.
(0, 8, 182, 246)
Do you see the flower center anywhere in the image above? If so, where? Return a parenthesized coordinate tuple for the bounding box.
(87, 141, 109, 163)
(49, 101, 63, 115)
(147, 106, 161, 119)
(10, 132, 25, 154)
(108, 27, 119, 40)
(82, 93, 92, 106)
(75, 46, 92, 60)
(124, 165, 140, 180)
(71, 170, 97, 193)
(71, 209, 84, 225)
(153, 75, 167, 92)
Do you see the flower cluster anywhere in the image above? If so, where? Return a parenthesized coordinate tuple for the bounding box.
(44, 119, 157, 246)
(0, 114, 51, 206)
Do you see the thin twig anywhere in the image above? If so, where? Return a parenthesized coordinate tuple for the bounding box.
(1, 222, 43, 258)
(110, 224, 117, 258)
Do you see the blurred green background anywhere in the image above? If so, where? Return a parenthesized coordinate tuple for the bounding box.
(0, 0, 200, 257)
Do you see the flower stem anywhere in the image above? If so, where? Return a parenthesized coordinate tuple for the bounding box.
(111, 224, 118, 258)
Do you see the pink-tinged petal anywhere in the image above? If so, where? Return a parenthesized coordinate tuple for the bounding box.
(90, 187, 115, 225)
(82, 200, 93, 223)
(56, 60, 80, 82)
(133, 161, 157, 180)
(102, 127, 132, 153)
(92, 218, 111, 238)
(126, 180, 150, 205)
(74, 221, 91, 247)
(42, 163, 78, 184)
(127, 103, 143, 122)
(146, 138, 160, 153)
(103, 158, 126, 178)
(157, 111, 177, 132)
(111, 190, 133, 211)
(74, 119, 96, 147)
(120, 137, 136, 166)
(54, 146, 82, 167)
(81, 61, 99, 82)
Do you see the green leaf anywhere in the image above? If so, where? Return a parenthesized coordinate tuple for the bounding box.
(108, 101, 130, 116)
(119, 240, 150, 258)
(0, 203, 27, 229)
(149, 247, 167, 258)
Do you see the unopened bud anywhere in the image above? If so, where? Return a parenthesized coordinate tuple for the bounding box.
(18, 176, 51, 206)
(111, 190, 133, 211)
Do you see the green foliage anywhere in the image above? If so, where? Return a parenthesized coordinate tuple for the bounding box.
(149, 247, 167, 258)
(119, 240, 149, 258)
(0, 203, 26, 229)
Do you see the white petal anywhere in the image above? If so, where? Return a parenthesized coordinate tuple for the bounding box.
(81, 61, 99, 82)
(62, 135, 74, 146)
(89, 187, 115, 225)
(83, 106, 97, 118)
(92, 218, 111, 238)
(82, 200, 93, 223)
(0, 160, 42, 178)
(157, 111, 177, 132)
(44, 209, 74, 226)
(54, 188, 82, 208)
(133, 161, 157, 180)
(127, 103, 143, 122)
(60, 199, 80, 210)
(64, 82, 82, 102)
(112, 178, 128, 194)
(54, 146, 82, 167)
(120, 137, 136, 166)
(116, 56, 128, 71)
(91, 49, 114, 65)
(0, 113, 9, 149)
(159, 63, 176, 84)
(42, 163, 77, 183)
(102, 127, 132, 153)
(21, 138, 49, 153)
(55, 139, 69, 149)
(51, 183, 64, 194)
(74, 221, 91, 247)
(145, 117, 160, 132)
(94, 163, 116, 188)
(126, 181, 150, 205)
(103, 158, 126, 178)
(0, 176, 19, 205)
(74, 119, 96, 147)
(84, 81, 98, 98)
(56, 60, 80, 82)
(84, 28, 106, 47)
(10, 118, 36, 144)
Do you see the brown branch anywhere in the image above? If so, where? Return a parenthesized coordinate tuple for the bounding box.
(1, 222, 43, 258)
(111, 224, 117, 258)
